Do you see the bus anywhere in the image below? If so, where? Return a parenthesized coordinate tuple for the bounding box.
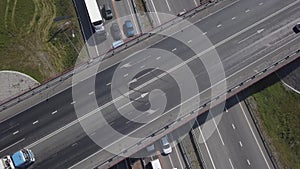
(84, 0, 105, 34)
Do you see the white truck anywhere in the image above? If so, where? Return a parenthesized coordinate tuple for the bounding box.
(84, 0, 105, 35)
(0, 149, 35, 169)
(150, 159, 162, 169)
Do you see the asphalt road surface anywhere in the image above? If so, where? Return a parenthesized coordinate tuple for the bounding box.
(193, 94, 274, 169)
(0, 0, 299, 168)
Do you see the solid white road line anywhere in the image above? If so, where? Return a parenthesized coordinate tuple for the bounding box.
(173, 143, 184, 169)
(126, 0, 139, 34)
(228, 158, 235, 169)
(198, 126, 216, 169)
(149, 0, 161, 25)
(165, 0, 171, 11)
(168, 155, 175, 168)
(209, 112, 225, 145)
(236, 96, 271, 169)
(238, 28, 264, 44)
(193, 0, 198, 6)
(0, 138, 25, 153)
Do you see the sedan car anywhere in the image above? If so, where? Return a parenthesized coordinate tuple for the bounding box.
(161, 136, 172, 155)
(124, 20, 135, 37)
(293, 24, 300, 33)
(110, 23, 121, 40)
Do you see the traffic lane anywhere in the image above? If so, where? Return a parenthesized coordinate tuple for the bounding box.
(221, 95, 273, 169)
(194, 112, 233, 169)
(145, 0, 197, 26)
(73, 0, 93, 40)
(192, 0, 297, 44)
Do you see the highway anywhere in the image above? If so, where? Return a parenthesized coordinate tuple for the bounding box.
(0, 0, 299, 168)
(192, 94, 274, 169)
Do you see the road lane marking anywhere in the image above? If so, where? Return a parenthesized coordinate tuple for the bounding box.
(13, 131, 19, 135)
(232, 16, 236, 20)
(168, 155, 175, 168)
(247, 159, 251, 165)
(245, 9, 250, 13)
(173, 143, 184, 169)
(165, 0, 171, 11)
(129, 78, 137, 84)
(217, 24, 222, 28)
(0, 138, 25, 153)
(149, 0, 161, 25)
(140, 65, 145, 68)
(259, 2, 263, 6)
(32, 120, 39, 125)
(193, 0, 198, 6)
(236, 96, 271, 169)
(88, 91, 95, 95)
(228, 158, 235, 169)
(239, 141, 243, 147)
(203, 32, 207, 35)
(126, 0, 139, 34)
(156, 56, 161, 60)
(198, 125, 216, 169)
(71, 101, 76, 105)
(106, 82, 111, 86)
(124, 73, 129, 77)
(232, 123, 236, 130)
(172, 48, 177, 51)
(72, 143, 78, 147)
(209, 112, 225, 145)
(51, 110, 58, 115)
(238, 28, 264, 44)
(187, 40, 192, 43)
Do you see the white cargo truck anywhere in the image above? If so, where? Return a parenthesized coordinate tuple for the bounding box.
(84, 0, 105, 34)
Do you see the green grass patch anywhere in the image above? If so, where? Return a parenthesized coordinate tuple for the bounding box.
(253, 82, 300, 168)
(14, 0, 35, 30)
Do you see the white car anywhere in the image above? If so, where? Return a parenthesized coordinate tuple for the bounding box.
(161, 136, 172, 155)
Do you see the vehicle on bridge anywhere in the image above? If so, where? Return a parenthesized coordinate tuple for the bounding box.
(84, 0, 106, 35)
(0, 149, 35, 169)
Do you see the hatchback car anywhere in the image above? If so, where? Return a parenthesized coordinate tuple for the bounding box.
(293, 24, 300, 33)
(103, 4, 113, 20)
(110, 23, 121, 40)
(161, 136, 172, 155)
(124, 20, 135, 37)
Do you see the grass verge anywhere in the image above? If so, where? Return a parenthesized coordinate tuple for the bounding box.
(0, 0, 84, 82)
(252, 80, 300, 168)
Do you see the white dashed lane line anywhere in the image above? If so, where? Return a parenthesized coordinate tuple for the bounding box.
(32, 120, 39, 125)
(247, 159, 251, 165)
(229, 158, 235, 169)
(232, 123, 236, 130)
(239, 141, 243, 147)
(156, 56, 161, 60)
(259, 2, 264, 6)
(232, 16, 236, 20)
(172, 48, 177, 52)
(71, 101, 76, 105)
(106, 82, 111, 86)
(187, 40, 192, 43)
(88, 91, 95, 95)
(13, 131, 19, 135)
(52, 110, 58, 115)
(245, 9, 250, 13)
(217, 24, 222, 28)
